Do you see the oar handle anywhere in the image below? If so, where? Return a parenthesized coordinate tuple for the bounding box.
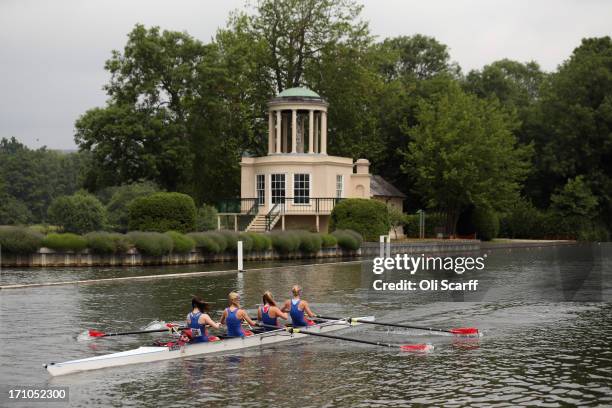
(92, 326, 186, 337)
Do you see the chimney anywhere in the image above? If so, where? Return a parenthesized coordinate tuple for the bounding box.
(354, 158, 370, 174)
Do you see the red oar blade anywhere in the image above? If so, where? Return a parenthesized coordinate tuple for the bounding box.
(400, 343, 434, 352)
(449, 327, 479, 336)
(88, 329, 106, 337)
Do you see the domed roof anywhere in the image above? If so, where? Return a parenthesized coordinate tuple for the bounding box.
(278, 87, 321, 98)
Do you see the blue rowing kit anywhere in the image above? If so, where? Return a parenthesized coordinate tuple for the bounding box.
(188, 311, 208, 343)
(290, 299, 308, 327)
(226, 307, 244, 337)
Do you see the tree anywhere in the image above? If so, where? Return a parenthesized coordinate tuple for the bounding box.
(195, 204, 218, 231)
(550, 176, 598, 219)
(529, 37, 612, 229)
(47, 192, 108, 234)
(106, 181, 160, 231)
(248, 0, 368, 91)
(128, 192, 196, 233)
(401, 83, 532, 233)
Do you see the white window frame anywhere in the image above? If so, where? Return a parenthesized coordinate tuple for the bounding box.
(271, 173, 286, 205)
(336, 175, 344, 198)
(256, 174, 265, 206)
(293, 173, 311, 205)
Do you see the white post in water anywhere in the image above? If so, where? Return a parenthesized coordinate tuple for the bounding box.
(379, 235, 385, 258)
(237, 240, 244, 271)
(385, 236, 391, 258)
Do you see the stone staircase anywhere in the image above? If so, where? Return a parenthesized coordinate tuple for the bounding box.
(246, 214, 268, 232)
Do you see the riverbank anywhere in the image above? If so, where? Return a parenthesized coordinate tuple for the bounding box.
(0, 238, 579, 267)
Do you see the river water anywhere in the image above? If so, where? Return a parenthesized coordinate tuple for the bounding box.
(0, 243, 610, 407)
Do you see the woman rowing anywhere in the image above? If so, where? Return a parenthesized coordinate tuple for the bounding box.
(282, 285, 316, 327)
(220, 292, 256, 337)
(186, 296, 221, 343)
(257, 291, 288, 330)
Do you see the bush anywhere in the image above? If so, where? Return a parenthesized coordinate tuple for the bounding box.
(196, 204, 218, 231)
(43, 233, 87, 252)
(165, 231, 195, 253)
(187, 232, 221, 253)
(296, 231, 322, 253)
(85, 232, 130, 254)
(207, 232, 228, 252)
(128, 192, 196, 233)
(106, 182, 160, 231)
(320, 233, 338, 248)
(332, 229, 363, 251)
(472, 206, 499, 241)
(271, 231, 300, 254)
(47, 192, 107, 234)
(403, 212, 446, 238)
(126, 231, 173, 256)
(238, 233, 254, 252)
(217, 230, 239, 252)
(0, 226, 43, 254)
(330, 199, 390, 241)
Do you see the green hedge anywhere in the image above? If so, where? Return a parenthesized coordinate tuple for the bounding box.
(296, 231, 322, 253)
(128, 192, 196, 233)
(332, 229, 363, 251)
(330, 199, 389, 241)
(43, 233, 87, 252)
(238, 233, 254, 252)
(217, 230, 239, 251)
(187, 232, 221, 253)
(320, 233, 338, 248)
(270, 231, 301, 254)
(165, 231, 195, 253)
(47, 192, 107, 234)
(0, 226, 43, 254)
(246, 232, 271, 251)
(85, 232, 130, 254)
(126, 231, 173, 256)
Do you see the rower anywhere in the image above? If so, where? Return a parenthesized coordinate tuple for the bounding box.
(186, 296, 221, 343)
(257, 291, 288, 330)
(220, 292, 256, 337)
(282, 285, 316, 327)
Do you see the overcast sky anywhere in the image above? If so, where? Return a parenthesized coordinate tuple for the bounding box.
(1, 0, 610, 150)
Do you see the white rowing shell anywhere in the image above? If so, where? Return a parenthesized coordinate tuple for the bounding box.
(45, 316, 374, 377)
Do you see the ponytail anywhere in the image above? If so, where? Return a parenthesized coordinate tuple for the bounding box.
(228, 291, 241, 308)
(262, 291, 276, 307)
(191, 295, 210, 313)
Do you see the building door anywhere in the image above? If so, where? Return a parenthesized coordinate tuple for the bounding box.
(271, 174, 286, 205)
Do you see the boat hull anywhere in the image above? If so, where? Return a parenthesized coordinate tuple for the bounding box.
(45, 317, 370, 376)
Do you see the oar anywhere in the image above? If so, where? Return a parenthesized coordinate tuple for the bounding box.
(88, 323, 185, 338)
(316, 315, 479, 336)
(257, 323, 433, 352)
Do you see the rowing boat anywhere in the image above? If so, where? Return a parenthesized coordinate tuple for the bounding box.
(45, 316, 373, 376)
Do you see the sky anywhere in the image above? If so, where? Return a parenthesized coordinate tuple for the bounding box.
(0, 0, 610, 150)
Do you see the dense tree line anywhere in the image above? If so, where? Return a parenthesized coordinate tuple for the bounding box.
(2, 0, 610, 238)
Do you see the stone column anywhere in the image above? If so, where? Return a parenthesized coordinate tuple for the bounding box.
(282, 112, 288, 153)
(275, 110, 281, 153)
(268, 111, 274, 154)
(308, 110, 314, 153)
(291, 109, 297, 153)
(321, 111, 327, 154)
(314, 113, 319, 153)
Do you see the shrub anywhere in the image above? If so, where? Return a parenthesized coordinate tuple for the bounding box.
(217, 230, 239, 252)
(47, 192, 107, 234)
(472, 206, 499, 241)
(85, 232, 130, 254)
(106, 182, 159, 231)
(42, 233, 87, 252)
(207, 232, 228, 252)
(238, 233, 254, 252)
(296, 231, 322, 253)
(271, 231, 300, 254)
(320, 233, 338, 248)
(187, 232, 221, 253)
(165, 231, 195, 253)
(330, 199, 390, 241)
(128, 192, 196, 233)
(196, 204, 218, 231)
(403, 212, 446, 238)
(332, 229, 363, 251)
(248, 233, 271, 251)
(126, 231, 173, 256)
(0, 226, 43, 254)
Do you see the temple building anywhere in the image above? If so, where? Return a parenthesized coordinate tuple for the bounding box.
(221, 87, 404, 236)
